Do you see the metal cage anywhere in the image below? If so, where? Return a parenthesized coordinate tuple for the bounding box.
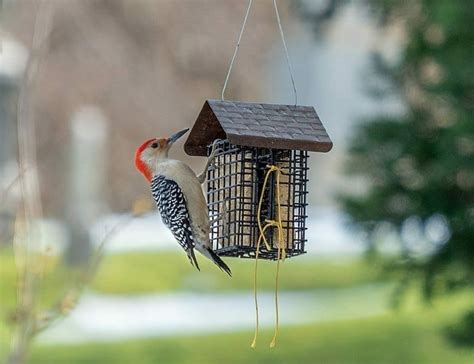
(206, 139, 309, 260)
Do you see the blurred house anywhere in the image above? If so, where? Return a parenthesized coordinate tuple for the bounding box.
(1, 0, 404, 253)
(3, 0, 287, 216)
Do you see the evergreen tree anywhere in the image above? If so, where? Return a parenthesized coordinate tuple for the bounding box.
(303, 0, 473, 333)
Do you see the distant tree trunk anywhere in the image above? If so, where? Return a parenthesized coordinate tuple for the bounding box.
(64, 106, 108, 266)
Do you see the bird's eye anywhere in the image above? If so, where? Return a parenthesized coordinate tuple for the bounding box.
(150, 142, 159, 149)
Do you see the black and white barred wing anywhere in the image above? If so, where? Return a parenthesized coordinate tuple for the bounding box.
(150, 175, 199, 269)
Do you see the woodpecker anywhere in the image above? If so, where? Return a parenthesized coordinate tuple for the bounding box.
(134, 128, 231, 276)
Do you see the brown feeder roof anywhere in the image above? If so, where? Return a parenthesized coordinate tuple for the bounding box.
(184, 100, 333, 156)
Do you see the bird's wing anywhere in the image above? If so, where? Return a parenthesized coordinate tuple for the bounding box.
(150, 175, 199, 268)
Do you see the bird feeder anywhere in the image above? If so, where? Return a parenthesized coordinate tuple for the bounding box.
(184, 99, 332, 260)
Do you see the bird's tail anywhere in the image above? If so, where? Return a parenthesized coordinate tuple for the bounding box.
(202, 247, 232, 277)
(187, 248, 200, 271)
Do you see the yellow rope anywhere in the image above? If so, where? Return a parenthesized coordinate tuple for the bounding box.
(250, 224, 271, 348)
(270, 244, 282, 348)
(256, 166, 276, 252)
(251, 165, 286, 349)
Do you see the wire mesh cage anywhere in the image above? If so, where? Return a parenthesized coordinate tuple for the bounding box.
(185, 99, 332, 260)
(207, 139, 309, 260)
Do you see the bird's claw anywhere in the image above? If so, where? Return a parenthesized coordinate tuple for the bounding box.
(208, 140, 223, 168)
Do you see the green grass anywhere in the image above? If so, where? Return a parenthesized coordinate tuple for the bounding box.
(91, 252, 387, 294)
(0, 250, 387, 321)
(2, 249, 473, 363)
(1, 250, 386, 298)
(29, 293, 473, 364)
(0, 250, 79, 356)
(0, 250, 387, 355)
(0, 250, 77, 309)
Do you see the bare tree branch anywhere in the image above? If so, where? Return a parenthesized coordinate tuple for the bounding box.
(8, 2, 53, 363)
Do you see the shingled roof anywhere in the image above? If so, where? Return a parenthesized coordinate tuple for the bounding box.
(184, 100, 333, 156)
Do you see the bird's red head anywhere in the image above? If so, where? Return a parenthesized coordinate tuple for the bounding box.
(134, 128, 189, 182)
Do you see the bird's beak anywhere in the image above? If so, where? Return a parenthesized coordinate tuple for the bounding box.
(167, 128, 189, 145)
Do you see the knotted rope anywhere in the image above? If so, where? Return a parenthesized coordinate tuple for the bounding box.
(251, 165, 286, 348)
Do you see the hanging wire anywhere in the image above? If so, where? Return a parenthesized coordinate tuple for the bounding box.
(273, 0, 298, 105)
(221, 0, 298, 105)
(221, 0, 253, 101)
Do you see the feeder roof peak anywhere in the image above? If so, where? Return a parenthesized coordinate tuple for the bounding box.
(184, 99, 333, 156)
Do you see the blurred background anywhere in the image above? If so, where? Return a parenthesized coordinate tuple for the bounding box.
(0, 0, 473, 363)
